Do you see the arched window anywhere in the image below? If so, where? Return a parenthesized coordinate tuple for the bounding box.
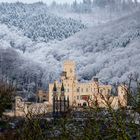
(83, 102, 87, 107)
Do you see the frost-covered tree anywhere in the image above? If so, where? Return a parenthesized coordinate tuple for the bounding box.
(94, 0, 108, 8)
(0, 47, 44, 98)
(82, 0, 92, 13)
(136, 82, 140, 111)
(0, 2, 85, 43)
(0, 83, 15, 117)
(72, 0, 79, 12)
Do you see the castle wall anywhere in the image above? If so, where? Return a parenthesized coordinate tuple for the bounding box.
(12, 60, 128, 118)
(15, 96, 49, 117)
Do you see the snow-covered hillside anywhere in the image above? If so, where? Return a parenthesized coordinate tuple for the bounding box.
(0, 24, 44, 97)
(0, 4, 140, 97)
(0, 2, 85, 43)
(27, 10, 140, 84)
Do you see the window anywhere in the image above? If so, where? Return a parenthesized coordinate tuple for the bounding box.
(77, 96, 79, 99)
(67, 89, 69, 92)
(81, 88, 83, 92)
(86, 88, 88, 92)
(100, 89, 103, 94)
(77, 88, 80, 92)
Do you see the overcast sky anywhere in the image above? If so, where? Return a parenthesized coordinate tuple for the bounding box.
(0, 0, 83, 4)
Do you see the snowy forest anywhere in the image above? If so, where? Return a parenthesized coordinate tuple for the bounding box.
(0, 0, 140, 98)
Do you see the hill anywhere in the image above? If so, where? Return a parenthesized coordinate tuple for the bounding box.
(27, 10, 140, 84)
(0, 8, 140, 97)
(0, 2, 85, 43)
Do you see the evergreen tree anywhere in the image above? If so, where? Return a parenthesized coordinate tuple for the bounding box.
(0, 83, 15, 117)
(51, 1, 57, 8)
(94, 0, 108, 8)
(134, 0, 138, 6)
(136, 82, 140, 112)
(72, 0, 78, 12)
(82, 0, 92, 13)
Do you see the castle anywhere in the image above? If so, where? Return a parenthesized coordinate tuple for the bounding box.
(10, 60, 127, 117)
(49, 60, 127, 109)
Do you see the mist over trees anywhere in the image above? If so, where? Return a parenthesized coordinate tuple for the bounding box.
(49, 0, 140, 25)
(0, 23, 60, 98)
(0, 47, 44, 98)
(49, 0, 139, 14)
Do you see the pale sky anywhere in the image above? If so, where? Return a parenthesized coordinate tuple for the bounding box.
(0, 0, 139, 4)
(0, 0, 83, 4)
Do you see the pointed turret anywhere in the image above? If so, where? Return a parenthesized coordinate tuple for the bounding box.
(53, 81, 57, 96)
(61, 82, 65, 97)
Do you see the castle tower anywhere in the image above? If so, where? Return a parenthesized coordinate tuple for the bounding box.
(118, 85, 127, 107)
(62, 60, 76, 80)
